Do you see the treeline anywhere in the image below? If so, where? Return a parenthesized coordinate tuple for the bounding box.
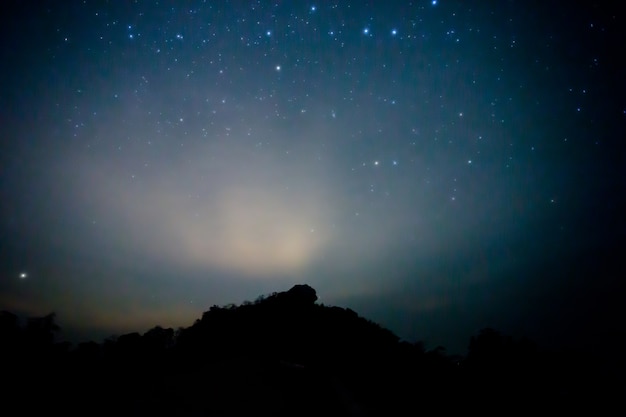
(1, 285, 623, 416)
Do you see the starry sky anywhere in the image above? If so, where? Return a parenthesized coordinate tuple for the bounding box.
(1, 1, 624, 352)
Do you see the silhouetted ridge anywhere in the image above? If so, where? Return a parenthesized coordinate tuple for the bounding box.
(276, 283, 318, 305)
(1, 285, 624, 416)
(176, 284, 399, 370)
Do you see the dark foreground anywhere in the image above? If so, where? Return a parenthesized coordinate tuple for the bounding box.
(2, 285, 624, 416)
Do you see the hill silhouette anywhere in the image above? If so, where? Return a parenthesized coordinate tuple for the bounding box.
(1, 284, 624, 416)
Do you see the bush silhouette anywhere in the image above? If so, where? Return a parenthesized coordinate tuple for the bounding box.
(0, 285, 623, 416)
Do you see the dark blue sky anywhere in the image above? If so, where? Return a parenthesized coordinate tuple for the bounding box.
(1, 0, 624, 353)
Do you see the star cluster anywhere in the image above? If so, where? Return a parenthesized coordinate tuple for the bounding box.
(0, 1, 623, 350)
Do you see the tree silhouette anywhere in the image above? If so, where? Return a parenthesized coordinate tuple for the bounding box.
(25, 312, 60, 347)
(0, 286, 623, 416)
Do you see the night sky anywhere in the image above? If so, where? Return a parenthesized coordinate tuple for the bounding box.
(1, 1, 624, 353)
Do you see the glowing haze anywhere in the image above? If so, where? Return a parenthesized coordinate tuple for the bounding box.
(0, 1, 622, 351)
(66, 134, 334, 278)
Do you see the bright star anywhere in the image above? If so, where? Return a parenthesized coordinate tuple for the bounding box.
(363, 28, 370, 35)
(275, 65, 281, 71)
(391, 29, 397, 36)
(20, 272, 27, 279)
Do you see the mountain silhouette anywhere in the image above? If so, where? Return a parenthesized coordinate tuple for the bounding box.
(1, 284, 623, 416)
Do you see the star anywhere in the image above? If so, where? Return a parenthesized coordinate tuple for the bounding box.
(0, 0, 613, 371)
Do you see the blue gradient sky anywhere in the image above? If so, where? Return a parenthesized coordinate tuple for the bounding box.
(1, 0, 623, 353)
